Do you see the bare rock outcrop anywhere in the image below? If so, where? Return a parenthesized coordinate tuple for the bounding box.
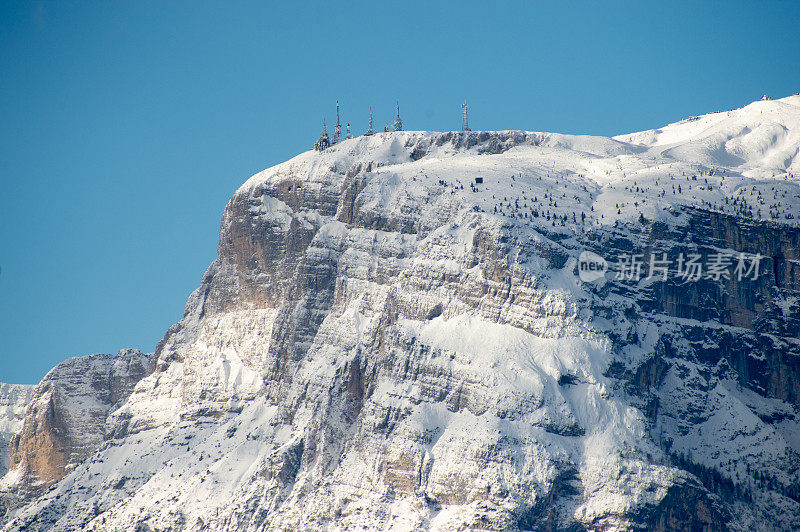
(1, 349, 151, 519)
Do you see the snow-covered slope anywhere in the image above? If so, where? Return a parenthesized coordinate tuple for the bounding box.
(3, 95, 800, 531)
(0, 384, 34, 477)
(615, 94, 800, 180)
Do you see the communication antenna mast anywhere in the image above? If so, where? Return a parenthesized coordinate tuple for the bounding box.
(333, 100, 342, 143)
(345, 123, 353, 139)
(392, 101, 403, 131)
(365, 106, 375, 136)
(461, 101, 470, 131)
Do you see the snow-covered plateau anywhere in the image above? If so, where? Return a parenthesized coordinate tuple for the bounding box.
(2, 95, 800, 531)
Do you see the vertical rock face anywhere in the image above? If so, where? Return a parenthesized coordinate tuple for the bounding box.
(0, 349, 152, 519)
(3, 96, 800, 530)
(0, 384, 34, 477)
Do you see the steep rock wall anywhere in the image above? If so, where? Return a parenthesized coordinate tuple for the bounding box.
(1, 349, 152, 519)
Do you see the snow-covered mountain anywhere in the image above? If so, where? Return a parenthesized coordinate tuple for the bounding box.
(2, 94, 800, 531)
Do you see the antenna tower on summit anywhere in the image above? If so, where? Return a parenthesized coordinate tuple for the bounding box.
(461, 101, 470, 131)
(314, 118, 331, 151)
(392, 101, 403, 131)
(333, 100, 342, 143)
(365, 106, 375, 136)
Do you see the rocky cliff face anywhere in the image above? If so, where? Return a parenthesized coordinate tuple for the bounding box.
(3, 96, 800, 531)
(0, 349, 152, 521)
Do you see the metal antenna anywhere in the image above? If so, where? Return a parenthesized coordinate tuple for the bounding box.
(392, 100, 403, 131)
(461, 101, 470, 131)
(333, 100, 342, 143)
(365, 106, 375, 136)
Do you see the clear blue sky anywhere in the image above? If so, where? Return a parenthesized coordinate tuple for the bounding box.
(1, 1, 799, 384)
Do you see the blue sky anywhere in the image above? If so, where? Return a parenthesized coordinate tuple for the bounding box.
(1, 1, 799, 384)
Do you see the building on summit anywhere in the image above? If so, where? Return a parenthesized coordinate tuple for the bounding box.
(314, 118, 331, 151)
